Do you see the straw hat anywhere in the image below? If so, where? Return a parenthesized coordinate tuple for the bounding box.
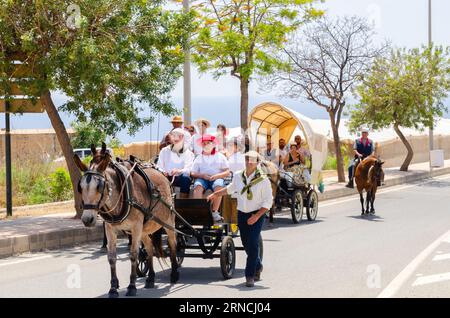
(194, 118, 211, 129)
(170, 116, 184, 124)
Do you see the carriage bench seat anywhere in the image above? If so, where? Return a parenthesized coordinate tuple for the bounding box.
(174, 198, 214, 227)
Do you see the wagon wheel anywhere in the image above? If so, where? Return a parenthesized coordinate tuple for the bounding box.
(290, 189, 304, 224)
(220, 236, 236, 279)
(306, 190, 319, 221)
(136, 243, 149, 278)
(176, 234, 186, 267)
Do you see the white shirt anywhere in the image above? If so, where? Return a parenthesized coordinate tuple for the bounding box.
(227, 169, 274, 213)
(264, 148, 280, 165)
(228, 152, 245, 174)
(158, 145, 194, 176)
(191, 152, 229, 176)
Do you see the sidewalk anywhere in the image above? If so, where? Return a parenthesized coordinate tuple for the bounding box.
(0, 213, 104, 258)
(1, 159, 450, 259)
(319, 159, 450, 200)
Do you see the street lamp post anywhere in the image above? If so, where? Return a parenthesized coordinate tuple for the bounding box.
(183, 0, 192, 126)
(428, 0, 434, 170)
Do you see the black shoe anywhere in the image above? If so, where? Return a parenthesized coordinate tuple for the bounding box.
(255, 266, 263, 281)
(345, 180, 354, 188)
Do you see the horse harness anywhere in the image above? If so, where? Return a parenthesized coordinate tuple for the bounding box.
(78, 158, 196, 237)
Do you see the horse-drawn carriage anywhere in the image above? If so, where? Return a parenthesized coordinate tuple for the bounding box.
(137, 196, 262, 279)
(249, 102, 328, 224)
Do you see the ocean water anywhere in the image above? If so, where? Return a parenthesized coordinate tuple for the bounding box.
(1, 93, 449, 144)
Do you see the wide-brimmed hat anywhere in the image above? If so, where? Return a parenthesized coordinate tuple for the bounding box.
(170, 116, 184, 124)
(170, 128, 186, 136)
(244, 150, 261, 160)
(194, 118, 211, 129)
(361, 127, 370, 133)
(196, 134, 218, 147)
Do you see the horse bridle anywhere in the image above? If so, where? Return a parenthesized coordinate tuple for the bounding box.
(78, 170, 109, 211)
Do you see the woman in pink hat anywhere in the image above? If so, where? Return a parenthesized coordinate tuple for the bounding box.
(190, 134, 230, 222)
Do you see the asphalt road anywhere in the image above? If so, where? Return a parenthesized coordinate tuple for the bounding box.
(1, 174, 450, 298)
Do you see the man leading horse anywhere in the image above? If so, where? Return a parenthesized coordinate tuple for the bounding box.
(346, 127, 375, 189)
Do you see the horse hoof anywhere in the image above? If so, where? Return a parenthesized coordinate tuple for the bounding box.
(144, 281, 155, 289)
(126, 286, 137, 297)
(108, 289, 119, 298)
(170, 272, 180, 284)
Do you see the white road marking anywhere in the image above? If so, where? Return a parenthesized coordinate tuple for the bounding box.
(320, 174, 450, 208)
(0, 255, 53, 268)
(432, 253, 450, 261)
(377, 229, 450, 298)
(412, 272, 450, 286)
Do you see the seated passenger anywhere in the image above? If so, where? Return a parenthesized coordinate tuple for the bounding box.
(284, 144, 304, 168)
(264, 140, 280, 166)
(282, 144, 311, 187)
(293, 135, 311, 165)
(158, 128, 194, 198)
(191, 134, 230, 222)
(227, 137, 245, 175)
(191, 118, 211, 156)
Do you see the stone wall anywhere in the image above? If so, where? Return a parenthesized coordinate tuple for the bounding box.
(0, 129, 75, 164)
(328, 135, 450, 168)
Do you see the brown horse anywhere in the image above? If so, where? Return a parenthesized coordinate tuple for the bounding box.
(74, 143, 178, 298)
(355, 156, 385, 215)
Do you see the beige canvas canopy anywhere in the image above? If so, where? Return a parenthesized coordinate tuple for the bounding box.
(248, 102, 328, 185)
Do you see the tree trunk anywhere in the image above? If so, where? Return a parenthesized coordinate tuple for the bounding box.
(240, 77, 249, 132)
(329, 112, 346, 182)
(393, 123, 413, 172)
(41, 91, 82, 218)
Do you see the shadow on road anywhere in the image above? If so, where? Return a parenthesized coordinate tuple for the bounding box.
(347, 214, 384, 222)
(95, 265, 270, 298)
(263, 217, 324, 232)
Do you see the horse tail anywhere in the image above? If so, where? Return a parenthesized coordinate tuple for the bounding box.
(152, 228, 169, 268)
(152, 228, 165, 258)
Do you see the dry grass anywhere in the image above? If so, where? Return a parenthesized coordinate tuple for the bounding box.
(0, 201, 76, 220)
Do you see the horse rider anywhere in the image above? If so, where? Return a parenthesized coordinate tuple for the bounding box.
(346, 127, 375, 189)
(207, 151, 273, 288)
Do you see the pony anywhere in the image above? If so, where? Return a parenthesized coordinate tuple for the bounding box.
(74, 143, 179, 297)
(354, 156, 385, 215)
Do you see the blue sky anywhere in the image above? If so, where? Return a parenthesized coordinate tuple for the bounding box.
(1, 0, 449, 143)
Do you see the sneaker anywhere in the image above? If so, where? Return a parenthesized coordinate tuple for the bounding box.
(245, 277, 255, 287)
(212, 211, 223, 223)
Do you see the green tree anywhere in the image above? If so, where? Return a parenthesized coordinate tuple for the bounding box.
(191, 0, 323, 130)
(71, 120, 106, 149)
(265, 16, 387, 182)
(0, 0, 193, 217)
(349, 46, 450, 171)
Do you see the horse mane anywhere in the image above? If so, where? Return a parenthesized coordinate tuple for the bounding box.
(358, 156, 378, 180)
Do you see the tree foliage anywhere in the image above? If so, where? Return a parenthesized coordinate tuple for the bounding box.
(349, 46, 450, 171)
(349, 46, 450, 133)
(0, 0, 193, 134)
